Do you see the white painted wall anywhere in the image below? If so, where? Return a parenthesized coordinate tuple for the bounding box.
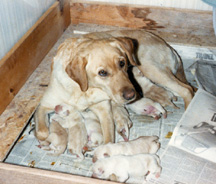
(0, 0, 56, 60)
(82, 0, 213, 11)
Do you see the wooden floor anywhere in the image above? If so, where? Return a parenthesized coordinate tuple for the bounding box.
(70, 2, 216, 48)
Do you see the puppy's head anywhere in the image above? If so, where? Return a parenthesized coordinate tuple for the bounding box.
(92, 162, 109, 179)
(65, 37, 138, 104)
(54, 104, 70, 117)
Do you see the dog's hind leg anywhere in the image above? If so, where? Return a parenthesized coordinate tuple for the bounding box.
(138, 65, 194, 109)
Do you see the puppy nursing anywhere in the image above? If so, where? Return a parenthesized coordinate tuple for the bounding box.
(39, 120, 68, 156)
(82, 110, 103, 148)
(67, 117, 88, 160)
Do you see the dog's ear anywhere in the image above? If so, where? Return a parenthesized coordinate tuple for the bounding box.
(103, 153, 110, 158)
(65, 56, 88, 92)
(98, 167, 104, 174)
(112, 37, 139, 66)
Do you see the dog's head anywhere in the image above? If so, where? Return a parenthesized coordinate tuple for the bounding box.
(65, 37, 138, 104)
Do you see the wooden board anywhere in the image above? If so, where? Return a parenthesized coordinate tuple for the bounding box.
(0, 0, 70, 160)
(70, 2, 216, 47)
(0, 162, 118, 184)
(0, 0, 70, 116)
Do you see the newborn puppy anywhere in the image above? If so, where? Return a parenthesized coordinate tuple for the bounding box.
(50, 103, 88, 160)
(126, 97, 167, 119)
(93, 136, 160, 162)
(67, 111, 88, 161)
(50, 104, 77, 128)
(39, 120, 68, 156)
(82, 110, 103, 148)
(92, 154, 162, 182)
(132, 67, 178, 109)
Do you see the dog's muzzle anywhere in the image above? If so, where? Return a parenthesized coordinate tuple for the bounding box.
(122, 87, 136, 101)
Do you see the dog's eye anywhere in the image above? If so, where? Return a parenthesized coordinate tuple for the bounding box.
(119, 60, 125, 68)
(98, 70, 108, 77)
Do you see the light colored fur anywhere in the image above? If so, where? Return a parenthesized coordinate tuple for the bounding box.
(92, 136, 160, 162)
(82, 110, 103, 148)
(92, 154, 162, 182)
(84, 30, 194, 109)
(35, 30, 194, 146)
(39, 120, 67, 156)
(132, 66, 179, 109)
(126, 97, 167, 119)
(67, 111, 88, 161)
(111, 101, 133, 141)
(50, 103, 88, 160)
(34, 37, 137, 144)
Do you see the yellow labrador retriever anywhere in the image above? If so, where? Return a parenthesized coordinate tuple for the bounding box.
(35, 30, 194, 145)
(34, 36, 137, 144)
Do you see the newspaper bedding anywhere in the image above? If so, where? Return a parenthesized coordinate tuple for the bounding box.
(4, 35, 216, 184)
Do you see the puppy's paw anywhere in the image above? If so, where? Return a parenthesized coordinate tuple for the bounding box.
(118, 128, 129, 141)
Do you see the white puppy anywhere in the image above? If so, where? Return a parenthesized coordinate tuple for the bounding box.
(39, 120, 68, 156)
(50, 104, 77, 128)
(92, 154, 162, 182)
(126, 97, 167, 119)
(92, 136, 160, 162)
(82, 110, 103, 148)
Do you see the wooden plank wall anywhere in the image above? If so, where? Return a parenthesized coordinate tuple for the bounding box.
(0, 162, 118, 184)
(0, 0, 70, 116)
(0, 0, 70, 160)
(70, 2, 216, 47)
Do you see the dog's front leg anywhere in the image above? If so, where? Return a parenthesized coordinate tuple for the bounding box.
(90, 100, 115, 143)
(112, 102, 132, 141)
(34, 104, 52, 141)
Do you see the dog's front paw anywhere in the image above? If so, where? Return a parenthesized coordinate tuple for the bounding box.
(35, 127, 49, 141)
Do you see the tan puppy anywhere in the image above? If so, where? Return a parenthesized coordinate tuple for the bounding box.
(39, 120, 68, 156)
(82, 110, 103, 148)
(92, 154, 162, 182)
(67, 120, 88, 161)
(51, 103, 88, 160)
(67, 110, 88, 161)
(92, 136, 160, 162)
(126, 97, 167, 119)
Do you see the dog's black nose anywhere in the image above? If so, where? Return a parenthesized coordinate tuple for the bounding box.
(123, 88, 136, 101)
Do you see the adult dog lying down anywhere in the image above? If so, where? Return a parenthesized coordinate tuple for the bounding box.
(34, 30, 194, 145)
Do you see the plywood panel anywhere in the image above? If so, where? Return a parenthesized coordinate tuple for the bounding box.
(0, 162, 118, 184)
(0, 0, 70, 160)
(0, 0, 70, 116)
(70, 3, 216, 47)
(71, 0, 212, 11)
